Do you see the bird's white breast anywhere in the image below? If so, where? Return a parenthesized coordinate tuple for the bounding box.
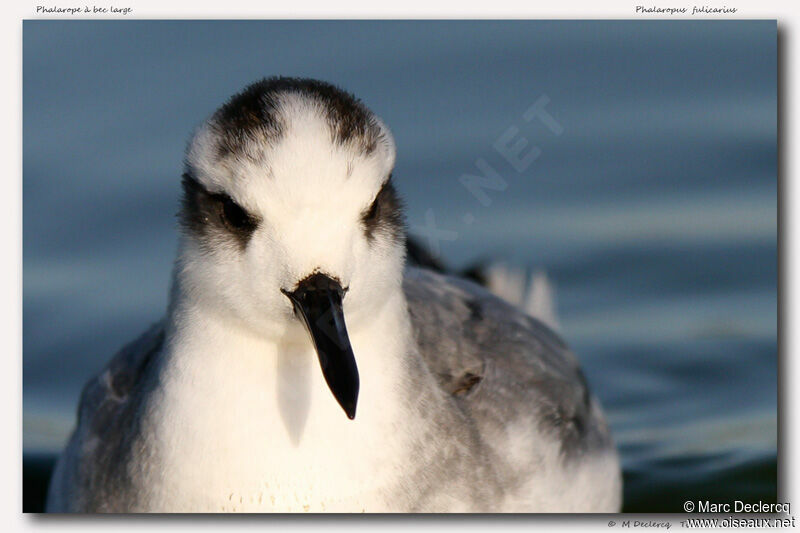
(134, 299, 415, 512)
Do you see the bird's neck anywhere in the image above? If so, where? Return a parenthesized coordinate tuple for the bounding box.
(161, 281, 416, 423)
(143, 283, 428, 510)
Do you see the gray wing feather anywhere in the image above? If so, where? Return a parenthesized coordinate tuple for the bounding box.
(46, 320, 166, 512)
(403, 267, 613, 460)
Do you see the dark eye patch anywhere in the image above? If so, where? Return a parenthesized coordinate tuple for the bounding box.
(221, 197, 245, 227)
(361, 176, 404, 244)
(179, 172, 259, 251)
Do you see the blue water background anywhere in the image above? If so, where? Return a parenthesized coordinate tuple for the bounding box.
(23, 21, 777, 511)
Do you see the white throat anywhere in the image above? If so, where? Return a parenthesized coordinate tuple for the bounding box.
(139, 280, 419, 512)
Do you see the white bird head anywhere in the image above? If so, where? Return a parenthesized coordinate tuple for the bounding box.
(176, 78, 406, 419)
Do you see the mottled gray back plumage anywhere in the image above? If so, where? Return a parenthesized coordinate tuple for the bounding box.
(46, 322, 165, 512)
(404, 268, 613, 460)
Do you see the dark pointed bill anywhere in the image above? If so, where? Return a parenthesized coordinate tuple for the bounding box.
(282, 274, 359, 420)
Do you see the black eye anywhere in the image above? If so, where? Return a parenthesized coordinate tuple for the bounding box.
(221, 196, 252, 230)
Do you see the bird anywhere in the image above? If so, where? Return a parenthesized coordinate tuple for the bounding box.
(46, 77, 622, 513)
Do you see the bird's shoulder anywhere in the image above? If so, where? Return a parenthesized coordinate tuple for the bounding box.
(402, 267, 605, 454)
(49, 320, 166, 511)
(76, 320, 166, 426)
(403, 267, 577, 387)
